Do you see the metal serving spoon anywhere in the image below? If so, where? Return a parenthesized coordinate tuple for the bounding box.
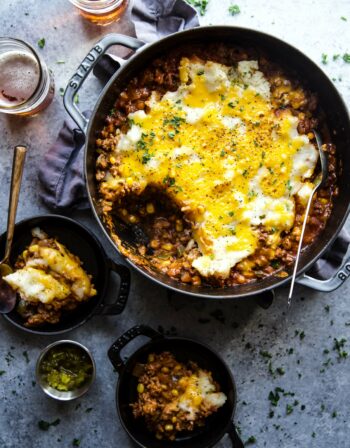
(288, 130, 328, 306)
(0, 145, 27, 313)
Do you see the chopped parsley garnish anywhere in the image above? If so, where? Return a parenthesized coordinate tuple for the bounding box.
(85, 407, 93, 413)
(332, 411, 337, 418)
(228, 211, 234, 217)
(141, 153, 152, 164)
(37, 38, 46, 49)
(197, 70, 204, 75)
(341, 16, 347, 21)
(0, 370, 5, 376)
(74, 94, 79, 104)
(163, 176, 176, 187)
(59, 87, 64, 97)
(56, 60, 65, 64)
(38, 419, 61, 431)
(229, 4, 240, 15)
(168, 131, 176, 139)
(343, 53, 350, 63)
(220, 149, 226, 157)
(185, 0, 209, 15)
(72, 439, 81, 446)
(321, 53, 328, 64)
(228, 101, 235, 108)
(242, 169, 249, 178)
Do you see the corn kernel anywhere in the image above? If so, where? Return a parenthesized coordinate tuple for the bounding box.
(165, 424, 173, 432)
(171, 389, 179, 397)
(126, 177, 133, 186)
(109, 156, 116, 164)
(161, 366, 170, 373)
(148, 354, 155, 363)
(146, 203, 155, 214)
(137, 383, 144, 393)
(171, 416, 177, 423)
(129, 215, 139, 224)
(175, 220, 183, 232)
(120, 208, 128, 216)
(307, 132, 314, 140)
(29, 245, 38, 253)
(162, 243, 173, 251)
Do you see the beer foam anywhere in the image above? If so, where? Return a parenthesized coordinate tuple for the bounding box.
(0, 51, 40, 107)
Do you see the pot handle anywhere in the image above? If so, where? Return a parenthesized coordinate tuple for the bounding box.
(108, 325, 163, 373)
(296, 252, 350, 292)
(63, 33, 145, 133)
(227, 422, 244, 448)
(94, 259, 130, 315)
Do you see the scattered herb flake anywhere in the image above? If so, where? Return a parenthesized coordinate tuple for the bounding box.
(333, 338, 348, 358)
(0, 370, 5, 376)
(22, 351, 30, 364)
(343, 53, 350, 63)
(229, 4, 240, 16)
(72, 439, 81, 446)
(37, 38, 45, 49)
(286, 404, 294, 415)
(38, 419, 60, 431)
(74, 94, 79, 104)
(321, 53, 328, 64)
(260, 350, 272, 359)
(185, 0, 208, 16)
(244, 435, 256, 445)
(341, 16, 347, 21)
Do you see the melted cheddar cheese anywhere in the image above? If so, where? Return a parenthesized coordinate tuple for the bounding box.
(103, 58, 318, 278)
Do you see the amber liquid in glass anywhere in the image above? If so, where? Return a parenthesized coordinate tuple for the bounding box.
(0, 47, 54, 116)
(78, 0, 128, 25)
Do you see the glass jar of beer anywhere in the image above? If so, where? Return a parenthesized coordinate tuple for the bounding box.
(68, 0, 129, 25)
(0, 38, 55, 116)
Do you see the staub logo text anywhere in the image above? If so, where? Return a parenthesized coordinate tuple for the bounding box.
(69, 45, 103, 89)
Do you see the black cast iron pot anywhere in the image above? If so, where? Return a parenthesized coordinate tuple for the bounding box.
(1, 215, 130, 335)
(64, 27, 350, 300)
(108, 325, 244, 448)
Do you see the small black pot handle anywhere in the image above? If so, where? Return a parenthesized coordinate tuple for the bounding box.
(95, 259, 130, 316)
(227, 422, 244, 448)
(108, 325, 162, 373)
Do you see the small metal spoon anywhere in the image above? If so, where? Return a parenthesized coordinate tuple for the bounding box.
(0, 145, 27, 313)
(288, 130, 328, 306)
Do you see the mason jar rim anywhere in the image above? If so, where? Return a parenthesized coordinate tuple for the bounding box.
(68, 0, 125, 13)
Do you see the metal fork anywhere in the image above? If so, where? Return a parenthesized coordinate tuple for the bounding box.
(287, 130, 328, 306)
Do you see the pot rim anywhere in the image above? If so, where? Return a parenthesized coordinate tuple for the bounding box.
(84, 25, 350, 299)
(115, 333, 237, 448)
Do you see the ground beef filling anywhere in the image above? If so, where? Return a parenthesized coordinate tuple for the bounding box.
(131, 352, 226, 440)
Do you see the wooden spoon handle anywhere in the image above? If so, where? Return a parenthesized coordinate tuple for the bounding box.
(2, 146, 27, 264)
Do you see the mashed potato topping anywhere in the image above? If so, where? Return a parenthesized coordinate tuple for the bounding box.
(103, 58, 318, 278)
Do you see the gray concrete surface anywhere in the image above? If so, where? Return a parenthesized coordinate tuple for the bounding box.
(0, 1, 350, 447)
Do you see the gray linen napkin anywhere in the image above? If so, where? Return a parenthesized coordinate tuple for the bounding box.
(38, 0, 350, 283)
